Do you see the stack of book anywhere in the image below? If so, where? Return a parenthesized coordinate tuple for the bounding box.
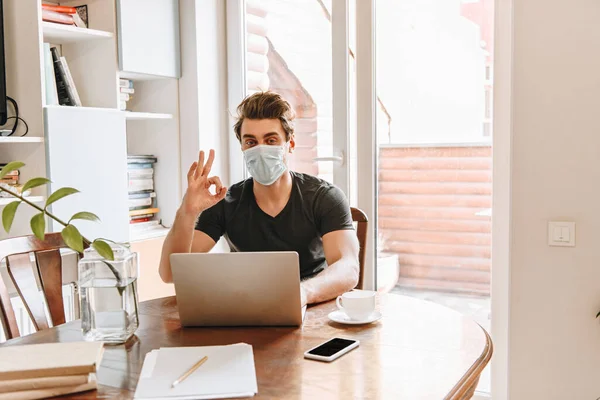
(128, 155, 164, 238)
(41, 3, 88, 28)
(0, 164, 31, 198)
(0, 342, 104, 400)
(43, 45, 81, 107)
(119, 79, 134, 111)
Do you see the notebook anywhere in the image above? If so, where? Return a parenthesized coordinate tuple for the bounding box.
(0, 342, 104, 380)
(134, 343, 258, 400)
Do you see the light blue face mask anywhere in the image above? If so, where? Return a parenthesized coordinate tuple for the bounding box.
(243, 144, 288, 186)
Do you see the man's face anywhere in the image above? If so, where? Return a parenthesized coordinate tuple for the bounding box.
(240, 119, 294, 152)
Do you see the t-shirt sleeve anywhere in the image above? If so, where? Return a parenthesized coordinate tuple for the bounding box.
(315, 185, 354, 236)
(195, 200, 226, 242)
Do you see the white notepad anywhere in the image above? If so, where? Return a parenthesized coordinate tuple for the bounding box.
(134, 343, 258, 400)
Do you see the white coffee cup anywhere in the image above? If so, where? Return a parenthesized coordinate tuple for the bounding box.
(336, 290, 376, 320)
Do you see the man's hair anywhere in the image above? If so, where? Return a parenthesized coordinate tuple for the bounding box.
(233, 91, 295, 142)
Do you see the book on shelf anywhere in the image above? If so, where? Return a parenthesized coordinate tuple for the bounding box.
(42, 4, 77, 14)
(120, 87, 135, 94)
(130, 220, 161, 230)
(129, 217, 151, 224)
(119, 93, 131, 101)
(128, 196, 154, 209)
(75, 5, 89, 28)
(128, 192, 156, 199)
(128, 179, 154, 193)
(127, 162, 154, 170)
(119, 100, 128, 111)
(119, 79, 133, 88)
(128, 170, 153, 180)
(41, 4, 88, 29)
(42, 9, 73, 25)
(129, 208, 159, 217)
(50, 47, 78, 107)
(130, 213, 155, 221)
(0, 165, 31, 198)
(43, 44, 59, 106)
(60, 57, 82, 107)
(128, 155, 157, 163)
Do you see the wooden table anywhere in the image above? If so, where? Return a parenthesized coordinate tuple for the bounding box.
(1, 294, 492, 399)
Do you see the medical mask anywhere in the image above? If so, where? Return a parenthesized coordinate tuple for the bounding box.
(243, 144, 288, 186)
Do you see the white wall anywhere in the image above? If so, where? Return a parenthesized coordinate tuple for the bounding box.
(502, 0, 600, 398)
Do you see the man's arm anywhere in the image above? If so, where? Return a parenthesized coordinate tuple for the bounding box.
(158, 211, 216, 283)
(158, 149, 226, 283)
(301, 229, 360, 305)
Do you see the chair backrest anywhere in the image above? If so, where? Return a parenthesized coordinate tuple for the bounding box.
(0, 233, 74, 340)
(350, 207, 368, 290)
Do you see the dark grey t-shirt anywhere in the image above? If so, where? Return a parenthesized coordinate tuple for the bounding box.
(195, 172, 354, 279)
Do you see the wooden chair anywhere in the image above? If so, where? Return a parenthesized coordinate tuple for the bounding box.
(350, 207, 368, 289)
(0, 233, 80, 340)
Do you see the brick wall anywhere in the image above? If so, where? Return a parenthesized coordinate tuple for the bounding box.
(378, 146, 492, 295)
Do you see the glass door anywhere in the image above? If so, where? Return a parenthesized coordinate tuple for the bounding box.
(374, 0, 494, 395)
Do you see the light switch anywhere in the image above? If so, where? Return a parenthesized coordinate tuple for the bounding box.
(548, 221, 576, 247)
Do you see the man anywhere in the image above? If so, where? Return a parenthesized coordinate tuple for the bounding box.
(159, 91, 359, 305)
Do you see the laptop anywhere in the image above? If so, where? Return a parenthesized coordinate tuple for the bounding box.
(170, 252, 306, 327)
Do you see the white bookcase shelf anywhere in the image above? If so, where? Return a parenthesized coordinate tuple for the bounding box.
(0, 197, 45, 206)
(130, 227, 170, 242)
(0, 137, 44, 143)
(124, 112, 174, 121)
(42, 22, 113, 44)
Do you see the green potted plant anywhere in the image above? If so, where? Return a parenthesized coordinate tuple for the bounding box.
(0, 162, 139, 343)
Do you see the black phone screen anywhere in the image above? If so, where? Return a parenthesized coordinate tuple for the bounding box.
(307, 338, 356, 357)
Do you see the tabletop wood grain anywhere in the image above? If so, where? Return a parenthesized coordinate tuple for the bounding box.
(1, 293, 492, 399)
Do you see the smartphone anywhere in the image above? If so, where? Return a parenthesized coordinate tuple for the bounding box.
(303, 338, 360, 362)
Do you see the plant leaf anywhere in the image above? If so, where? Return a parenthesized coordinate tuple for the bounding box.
(30, 213, 46, 241)
(61, 224, 84, 253)
(21, 177, 50, 193)
(2, 201, 21, 233)
(45, 187, 79, 208)
(0, 162, 25, 180)
(69, 211, 100, 224)
(93, 239, 115, 261)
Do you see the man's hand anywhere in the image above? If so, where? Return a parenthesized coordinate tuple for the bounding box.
(181, 149, 227, 217)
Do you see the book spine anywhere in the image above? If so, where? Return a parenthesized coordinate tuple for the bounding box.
(60, 57, 82, 107)
(50, 48, 75, 106)
(119, 79, 133, 88)
(120, 87, 135, 94)
(119, 93, 130, 101)
(43, 44, 59, 106)
(41, 4, 77, 14)
(129, 208, 159, 217)
(41, 9, 74, 25)
(0, 374, 90, 394)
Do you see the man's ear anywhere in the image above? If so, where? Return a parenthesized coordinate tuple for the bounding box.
(289, 135, 295, 153)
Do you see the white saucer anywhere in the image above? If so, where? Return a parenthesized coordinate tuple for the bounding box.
(328, 310, 382, 325)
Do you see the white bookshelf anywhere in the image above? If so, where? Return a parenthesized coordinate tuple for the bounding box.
(130, 227, 170, 242)
(4, 0, 182, 243)
(0, 137, 44, 143)
(124, 112, 174, 121)
(0, 197, 45, 206)
(42, 22, 113, 44)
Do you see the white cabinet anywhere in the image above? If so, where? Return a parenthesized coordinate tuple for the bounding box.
(117, 0, 181, 78)
(44, 106, 130, 242)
